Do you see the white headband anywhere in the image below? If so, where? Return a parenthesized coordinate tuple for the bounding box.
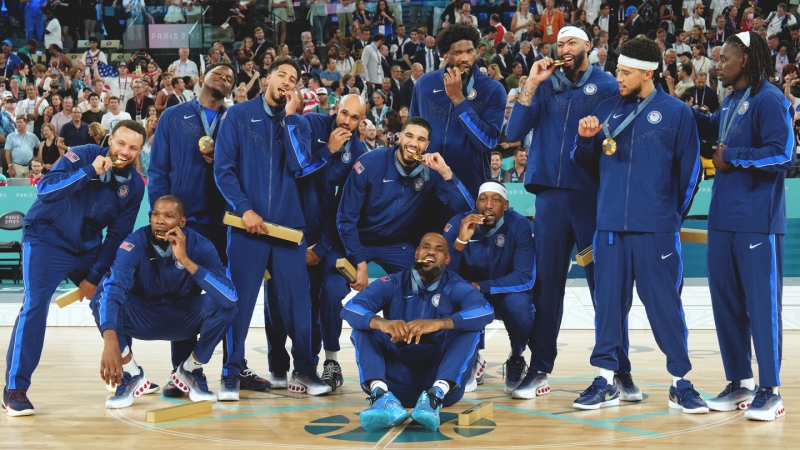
(736, 31, 751, 48)
(558, 26, 590, 43)
(478, 182, 507, 199)
(618, 55, 660, 71)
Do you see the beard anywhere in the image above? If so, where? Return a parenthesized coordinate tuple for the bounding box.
(622, 83, 643, 98)
(562, 49, 587, 78)
(413, 261, 446, 280)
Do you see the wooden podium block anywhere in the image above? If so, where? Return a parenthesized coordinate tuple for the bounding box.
(264, 270, 271, 281)
(55, 288, 81, 308)
(458, 402, 493, 426)
(575, 246, 594, 267)
(223, 212, 303, 244)
(146, 401, 213, 423)
(335, 258, 356, 283)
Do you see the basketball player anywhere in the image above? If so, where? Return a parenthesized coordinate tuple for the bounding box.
(505, 26, 630, 399)
(571, 37, 706, 414)
(3, 121, 146, 416)
(693, 31, 795, 421)
(342, 233, 494, 432)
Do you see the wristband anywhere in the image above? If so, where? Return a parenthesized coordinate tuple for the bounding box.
(455, 237, 468, 245)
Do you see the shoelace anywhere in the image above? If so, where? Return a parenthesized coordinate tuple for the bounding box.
(502, 358, 527, 381)
(115, 373, 133, 396)
(678, 384, 702, 403)
(579, 377, 606, 397)
(192, 370, 209, 391)
(427, 390, 443, 410)
(367, 389, 386, 405)
(520, 368, 536, 384)
(616, 372, 635, 389)
(8, 389, 29, 403)
(718, 381, 740, 397)
(750, 389, 773, 408)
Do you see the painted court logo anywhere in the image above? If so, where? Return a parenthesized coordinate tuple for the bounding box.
(305, 413, 496, 442)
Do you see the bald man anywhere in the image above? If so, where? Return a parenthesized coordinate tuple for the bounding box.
(265, 95, 368, 390)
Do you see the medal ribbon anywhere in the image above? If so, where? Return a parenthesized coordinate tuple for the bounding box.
(551, 64, 594, 93)
(602, 87, 657, 142)
(193, 98, 223, 138)
(718, 87, 750, 145)
(410, 269, 441, 295)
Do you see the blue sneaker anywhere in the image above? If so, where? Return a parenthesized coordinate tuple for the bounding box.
(706, 381, 758, 412)
(3, 388, 34, 417)
(668, 379, 709, 414)
(172, 365, 217, 402)
(143, 381, 160, 395)
(573, 376, 620, 410)
(218, 374, 240, 401)
(410, 387, 444, 431)
(359, 388, 410, 432)
(106, 366, 151, 409)
(744, 388, 785, 421)
(503, 356, 527, 394)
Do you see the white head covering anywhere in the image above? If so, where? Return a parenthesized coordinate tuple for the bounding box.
(478, 182, 507, 199)
(558, 26, 590, 43)
(617, 55, 660, 71)
(736, 31, 751, 48)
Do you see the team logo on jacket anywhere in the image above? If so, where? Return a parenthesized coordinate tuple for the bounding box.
(738, 101, 749, 115)
(467, 89, 477, 100)
(65, 151, 80, 162)
(431, 294, 441, 307)
(413, 178, 424, 191)
(175, 260, 185, 270)
(118, 185, 129, 198)
(496, 234, 506, 247)
(444, 223, 452, 232)
(341, 151, 351, 163)
(583, 84, 597, 95)
(647, 111, 662, 124)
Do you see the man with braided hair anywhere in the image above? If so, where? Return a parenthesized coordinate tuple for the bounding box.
(693, 31, 795, 421)
(571, 36, 705, 414)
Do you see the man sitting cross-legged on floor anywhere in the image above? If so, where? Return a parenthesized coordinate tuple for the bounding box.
(341, 233, 495, 432)
(91, 195, 238, 408)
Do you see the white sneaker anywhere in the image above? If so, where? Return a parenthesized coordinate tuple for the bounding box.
(744, 388, 785, 421)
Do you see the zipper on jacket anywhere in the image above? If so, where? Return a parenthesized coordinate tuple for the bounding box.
(268, 121, 273, 218)
(623, 120, 636, 231)
(557, 89, 575, 187)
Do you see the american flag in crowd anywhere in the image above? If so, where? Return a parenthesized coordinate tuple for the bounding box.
(97, 61, 119, 79)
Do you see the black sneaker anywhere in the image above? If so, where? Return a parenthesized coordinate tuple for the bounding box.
(163, 369, 185, 398)
(321, 359, 344, 390)
(503, 356, 527, 394)
(3, 388, 34, 417)
(239, 359, 271, 391)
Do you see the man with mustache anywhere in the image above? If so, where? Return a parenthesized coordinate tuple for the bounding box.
(341, 233, 494, 433)
(443, 181, 535, 396)
(265, 94, 367, 391)
(505, 26, 629, 399)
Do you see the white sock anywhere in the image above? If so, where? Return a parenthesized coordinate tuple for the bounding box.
(771, 387, 779, 395)
(325, 351, 338, 361)
(598, 368, 614, 385)
(182, 353, 203, 372)
(122, 357, 140, 377)
(369, 380, 388, 394)
(740, 378, 756, 390)
(673, 377, 682, 387)
(121, 346, 131, 358)
(433, 380, 450, 397)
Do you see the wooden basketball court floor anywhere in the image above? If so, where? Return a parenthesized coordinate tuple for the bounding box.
(0, 326, 795, 449)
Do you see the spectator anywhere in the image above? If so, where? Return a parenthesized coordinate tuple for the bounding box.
(23, 0, 45, 41)
(336, 47, 356, 76)
(329, 80, 345, 104)
(320, 57, 343, 89)
(539, 0, 564, 45)
(487, 63, 508, 91)
(492, 42, 512, 76)
(351, 60, 368, 93)
(104, 61, 134, 103)
(240, 37, 255, 60)
(667, 62, 695, 97)
(774, 40, 791, 80)
(100, 96, 132, 131)
(362, 121, 385, 151)
(457, 2, 478, 27)
(171, 46, 199, 77)
(4, 117, 40, 178)
(626, 6, 647, 39)
(766, 3, 796, 39)
(125, 79, 155, 121)
(399, 62, 422, 107)
(86, 121, 108, 147)
(16, 85, 48, 134)
(414, 36, 441, 73)
(38, 123, 61, 170)
(338, 0, 356, 37)
(684, 3, 706, 32)
(398, 105, 408, 124)
(43, 8, 62, 50)
(687, 71, 720, 112)
(692, 44, 713, 76)
(373, 0, 395, 39)
(302, 77, 322, 113)
(367, 90, 390, 127)
(27, 157, 45, 185)
(310, 88, 333, 114)
(351, 27, 372, 60)
(50, 95, 73, 134)
(490, 151, 505, 181)
(310, 0, 329, 45)
(362, 34, 386, 91)
(166, 77, 190, 107)
(0, 94, 17, 146)
(82, 93, 105, 124)
(378, 76, 398, 110)
(141, 105, 158, 128)
(506, 63, 524, 91)
(514, 41, 533, 74)
(136, 115, 157, 179)
(490, 13, 508, 46)
(501, 147, 527, 183)
(57, 106, 89, 152)
(33, 105, 54, 139)
(512, 1, 536, 42)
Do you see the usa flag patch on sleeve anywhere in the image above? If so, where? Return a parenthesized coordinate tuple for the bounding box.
(354, 161, 364, 174)
(120, 242, 135, 251)
(65, 151, 80, 162)
(444, 223, 452, 232)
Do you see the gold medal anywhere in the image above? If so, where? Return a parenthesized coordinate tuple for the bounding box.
(199, 136, 215, 155)
(602, 138, 617, 156)
(412, 152, 425, 161)
(153, 230, 168, 240)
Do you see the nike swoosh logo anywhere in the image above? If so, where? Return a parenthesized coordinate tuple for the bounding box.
(661, 253, 673, 259)
(605, 393, 615, 400)
(251, 118, 263, 122)
(150, 258, 157, 261)
(405, 295, 415, 298)
(433, 89, 444, 93)
(722, 107, 729, 111)
(317, 139, 327, 143)
(469, 240, 480, 242)
(613, 113, 624, 118)
(383, 179, 393, 183)
(183, 115, 195, 119)
(750, 242, 763, 249)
